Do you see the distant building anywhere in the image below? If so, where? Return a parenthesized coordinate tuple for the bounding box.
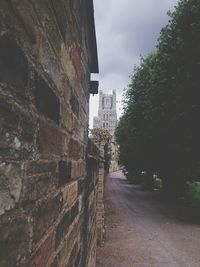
(93, 90, 117, 135)
(93, 90, 119, 172)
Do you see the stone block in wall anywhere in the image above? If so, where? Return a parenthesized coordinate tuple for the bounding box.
(70, 201, 79, 224)
(54, 216, 82, 267)
(55, 200, 79, 249)
(5, 0, 40, 55)
(21, 172, 57, 206)
(60, 105, 73, 133)
(0, 91, 38, 160)
(78, 194, 83, 214)
(70, 90, 79, 118)
(32, 194, 61, 244)
(69, 138, 85, 160)
(62, 132, 71, 157)
(21, 161, 58, 207)
(55, 210, 71, 249)
(50, 258, 58, 267)
(38, 32, 62, 90)
(97, 155, 105, 245)
(62, 181, 78, 208)
(50, 0, 67, 42)
(61, 75, 71, 103)
(87, 241, 97, 267)
(88, 192, 95, 210)
(34, 73, 60, 124)
(60, 42, 77, 88)
(73, 123, 86, 143)
(58, 160, 71, 186)
(88, 200, 96, 230)
(78, 177, 85, 195)
(70, 43, 82, 79)
(38, 120, 64, 158)
(65, 243, 79, 267)
(24, 160, 57, 175)
(0, 162, 23, 215)
(31, 0, 62, 56)
(72, 115, 79, 136)
(28, 229, 54, 267)
(0, 211, 30, 267)
(0, 36, 28, 98)
(71, 160, 86, 179)
(79, 103, 88, 124)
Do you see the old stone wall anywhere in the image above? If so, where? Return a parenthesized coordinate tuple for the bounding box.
(85, 139, 100, 267)
(0, 1, 99, 266)
(96, 145, 105, 244)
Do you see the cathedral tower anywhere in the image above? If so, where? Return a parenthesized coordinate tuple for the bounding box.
(93, 90, 117, 135)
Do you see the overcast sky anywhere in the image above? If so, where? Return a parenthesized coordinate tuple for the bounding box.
(89, 0, 179, 128)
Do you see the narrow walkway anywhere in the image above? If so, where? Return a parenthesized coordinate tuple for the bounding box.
(96, 171, 200, 267)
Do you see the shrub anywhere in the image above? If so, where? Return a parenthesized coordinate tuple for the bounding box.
(188, 182, 200, 206)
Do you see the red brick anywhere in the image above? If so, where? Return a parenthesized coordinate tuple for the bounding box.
(69, 138, 85, 160)
(70, 43, 82, 78)
(32, 195, 61, 244)
(71, 160, 78, 179)
(71, 160, 86, 179)
(0, 211, 30, 267)
(58, 160, 71, 186)
(9, 0, 40, 52)
(29, 230, 54, 267)
(38, 121, 64, 157)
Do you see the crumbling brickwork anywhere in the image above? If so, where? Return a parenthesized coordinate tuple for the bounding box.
(96, 145, 105, 244)
(0, 1, 99, 266)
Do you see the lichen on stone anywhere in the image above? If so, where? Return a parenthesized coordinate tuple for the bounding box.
(14, 136, 21, 149)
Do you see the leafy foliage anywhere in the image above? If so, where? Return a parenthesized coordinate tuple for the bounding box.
(91, 128, 112, 146)
(91, 128, 112, 173)
(116, 0, 200, 197)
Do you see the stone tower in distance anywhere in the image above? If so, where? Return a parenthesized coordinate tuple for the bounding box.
(93, 90, 119, 173)
(93, 90, 117, 135)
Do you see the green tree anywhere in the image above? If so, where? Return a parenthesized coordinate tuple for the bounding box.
(116, 0, 200, 198)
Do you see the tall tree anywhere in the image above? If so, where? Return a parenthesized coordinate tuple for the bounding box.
(116, 0, 200, 198)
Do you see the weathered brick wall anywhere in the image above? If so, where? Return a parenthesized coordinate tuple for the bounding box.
(96, 145, 105, 244)
(84, 139, 100, 267)
(0, 1, 99, 266)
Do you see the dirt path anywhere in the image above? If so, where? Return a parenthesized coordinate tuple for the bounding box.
(96, 171, 200, 267)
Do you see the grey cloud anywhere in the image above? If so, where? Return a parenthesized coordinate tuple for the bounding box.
(93, 0, 179, 92)
(90, 0, 179, 127)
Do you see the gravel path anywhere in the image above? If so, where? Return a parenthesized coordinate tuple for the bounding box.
(96, 171, 200, 267)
